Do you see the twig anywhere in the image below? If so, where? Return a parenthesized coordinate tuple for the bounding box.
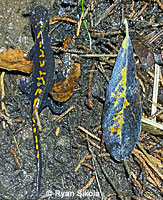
(55, 127, 60, 137)
(88, 64, 95, 108)
(95, 1, 119, 26)
(148, 29, 163, 44)
(76, 176, 96, 196)
(151, 64, 160, 120)
(76, 13, 83, 37)
(147, 69, 163, 87)
(133, 149, 162, 191)
(55, 106, 74, 122)
(130, 171, 142, 189)
(0, 110, 14, 127)
(142, 117, 163, 132)
(82, 162, 93, 170)
(80, 133, 101, 150)
(49, 17, 77, 24)
(153, 0, 163, 10)
(96, 156, 124, 200)
(137, 143, 163, 178)
(75, 153, 109, 172)
(134, 3, 149, 20)
(136, 75, 145, 93)
(34, 108, 42, 132)
(78, 126, 101, 141)
(13, 134, 20, 154)
(10, 148, 22, 169)
(87, 141, 104, 200)
(80, 54, 117, 57)
(98, 63, 110, 83)
(1, 72, 6, 128)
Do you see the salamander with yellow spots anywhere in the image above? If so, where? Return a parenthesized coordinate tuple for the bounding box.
(20, 5, 67, 199)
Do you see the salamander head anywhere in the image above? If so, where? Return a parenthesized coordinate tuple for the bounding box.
(31, 6, 49, 35)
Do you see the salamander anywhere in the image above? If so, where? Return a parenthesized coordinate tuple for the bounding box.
(20, 5, 67, 199)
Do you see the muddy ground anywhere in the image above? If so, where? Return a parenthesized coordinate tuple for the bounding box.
(0, 0, 163, 200)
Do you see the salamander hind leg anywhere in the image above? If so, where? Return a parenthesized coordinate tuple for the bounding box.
(40, 97, 69, 114)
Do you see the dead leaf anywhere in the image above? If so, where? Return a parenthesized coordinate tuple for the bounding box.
(0, 48, 33, 73)
(51, 60, 81, 102)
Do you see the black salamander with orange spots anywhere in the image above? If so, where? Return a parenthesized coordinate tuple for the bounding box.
(20, 5, 67, 199)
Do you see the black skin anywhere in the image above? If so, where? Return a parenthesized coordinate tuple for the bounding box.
(20, 5, 68, 199)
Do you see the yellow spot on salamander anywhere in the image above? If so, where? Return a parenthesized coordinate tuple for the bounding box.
(36, 30, 42, 39)
(36, 144, 39, 150)
(39, 41, 42, 48)
(39, 60, 45, 67)
(33, 127, 36, 133)
(39, 70, 46, 76)
(35, 136, 38, 143)
(37, 77, 45, 85)
(37, 83, 41, 87)
(37, 152, 39, 159)
(39, 49, 45, 57)
(34, 88, 42, 96)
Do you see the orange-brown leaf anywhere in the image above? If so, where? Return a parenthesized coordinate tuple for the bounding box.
(0, 48, 33, 73)
(51, 60, 81, 102)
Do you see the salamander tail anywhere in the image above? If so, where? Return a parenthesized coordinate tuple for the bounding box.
(32, 115, 42, 199)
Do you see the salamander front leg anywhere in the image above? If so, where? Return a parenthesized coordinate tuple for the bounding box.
(19, 79, 32, 100)
(28, 45, 35, 61)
